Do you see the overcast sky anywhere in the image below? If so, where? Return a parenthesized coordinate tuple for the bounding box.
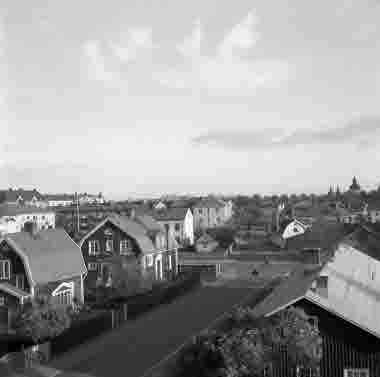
(1, 0, 380, 198)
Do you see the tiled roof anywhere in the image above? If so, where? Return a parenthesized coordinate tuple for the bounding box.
(344, 226, 380, 262)
(154, 207, 189, 221)
(5, 229, 87, 285)
(0, 189, 44, 203)
(193, 197, 226, 209)
(0, 204, 54, 217)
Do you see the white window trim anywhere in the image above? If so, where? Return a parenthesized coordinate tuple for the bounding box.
(105, 239, 114, 252)
(120, 239, 132, 255)
(343, 369, 369, 377)
(88, 262, 98, 271)
(168, 254, 172, 270)
(52, 282, 74, 306)
(0, 260, 11, 280)
(88, 240, 100, 255)
(146, 254, 154, 267)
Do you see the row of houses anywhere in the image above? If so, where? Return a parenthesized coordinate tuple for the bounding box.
(0, 189, 106, 208)
(0, 212, 179, 332)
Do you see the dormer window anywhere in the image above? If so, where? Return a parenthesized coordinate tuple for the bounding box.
(120, 239, 132, 255)
(88, 240, 100, 255)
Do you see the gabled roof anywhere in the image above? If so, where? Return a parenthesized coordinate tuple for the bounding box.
(0, 204, 54, 217)
(193, 197, 226, 209)
(79, 215, 157, 254)
(0, 189, 44, 203)
(154, 207, 190, 221)
(4, 229, 87, 285)
(285, 221, 347, 251)
(251, 243, 380, 339)
(0, 282, 31, 299)
(134, 214, 164, 234)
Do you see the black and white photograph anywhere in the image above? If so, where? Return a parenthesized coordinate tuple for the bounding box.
(1, 1, 380, 376)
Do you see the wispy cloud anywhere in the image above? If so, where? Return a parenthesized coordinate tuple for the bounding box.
(157, 11, 291, 94)
(192, 116, 380, 149)
(217, 10, 260, 58)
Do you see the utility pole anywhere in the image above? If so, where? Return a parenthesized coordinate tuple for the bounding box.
(75, 192, 80, 234)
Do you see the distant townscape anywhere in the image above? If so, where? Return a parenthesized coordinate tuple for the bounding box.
(1, 177, 380, 377)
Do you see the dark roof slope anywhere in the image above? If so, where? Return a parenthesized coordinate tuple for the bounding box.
(5, 229, 86, 285)
(251, 265, 322, 318)
(285, 221, 348, 252)
(193, 197, 226, 209)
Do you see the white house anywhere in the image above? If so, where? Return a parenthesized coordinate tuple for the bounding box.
(45, 194, 74, 207)
(0, 204, 56, 236)
(282, 219, 310, 240)
(154, 207, 194, 247)
(193, 197, 233, 230)
(0, 188, 47, 208)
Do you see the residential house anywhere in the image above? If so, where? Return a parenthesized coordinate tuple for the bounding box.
(193, 197, 233, 230)
(0, 204, 56, 237)
(195, 233, 219, 253)
(45, 194, 74, 207)
(251, 235, 380, 377)
(154, 207, 194, 248)
(0, 228, 87, 331)
(153, 201, 167, 211)
(78, 193, 105, 205)
(363, 201, 380, 223)
(79, 215, 178, 291)
(0, 189, 46, 208)
(281, 219, 310, 240)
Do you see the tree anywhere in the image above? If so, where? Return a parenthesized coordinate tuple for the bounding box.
(177, 306, 322, 377)
(13, 294, 71, 343)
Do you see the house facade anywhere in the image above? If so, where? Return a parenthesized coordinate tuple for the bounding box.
(0, 205, 56, 237)
(0, 189, 47, 208)
(193, 197, 233, 230)
(154, 208, 194, 247)
(45, 194, 74, 207)
(0, 229, 86, 331)
(252, 239, 380, 377)
(282, 219, 310, 240)
(79, 215, 178, 292)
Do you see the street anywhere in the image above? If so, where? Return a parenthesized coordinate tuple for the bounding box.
(51, 286, 255, 377)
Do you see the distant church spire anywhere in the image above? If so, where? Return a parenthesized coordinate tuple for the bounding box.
(349, 176, 361, 192)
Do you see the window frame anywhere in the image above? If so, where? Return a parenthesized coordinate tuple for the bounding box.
(105, 239, 114, 252)
(146, 254, 154, 267)
(174, 223, 181, 232)
(15, 274, 25, 290)
(88, 262, 98, 271)
(120, 239, 133, 255)
(0, 260, 11, 280)
(0, 296, 5, 306)
(88, 240, 100, 255)
(343, 369, 369, 377)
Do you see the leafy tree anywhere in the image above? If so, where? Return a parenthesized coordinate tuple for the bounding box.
(13, 294, 71, 343)
(208, 227, 237, 248)
(177, 306, 322, 377)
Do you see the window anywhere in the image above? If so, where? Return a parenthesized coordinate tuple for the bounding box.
(55, 290, 73, 306)
(344, 369, 369, 377)
(120, 239, 132, 255)
(33, 216, 37, 220)
(42, 215, 45, 220)
(317, 276, 328, 289)
(293, 227, 299, 233)
(146, 254, 154, 267)
(0, 260, 11, 280)
(198, 209, 203, 215)
(16, 275, 24, 290)
(88, 263, 98, 271)
(88, 240, 100, 255)
(0, 296, 4, 306)
(168, 254, 172, 270)
(174, 223, 180, 232)
(105, 239, 113, 252)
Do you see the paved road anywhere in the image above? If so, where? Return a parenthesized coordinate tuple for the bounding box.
(51, 286, 254, 377)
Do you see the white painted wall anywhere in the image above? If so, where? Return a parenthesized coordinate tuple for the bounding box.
(282, 220, 308, 239)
